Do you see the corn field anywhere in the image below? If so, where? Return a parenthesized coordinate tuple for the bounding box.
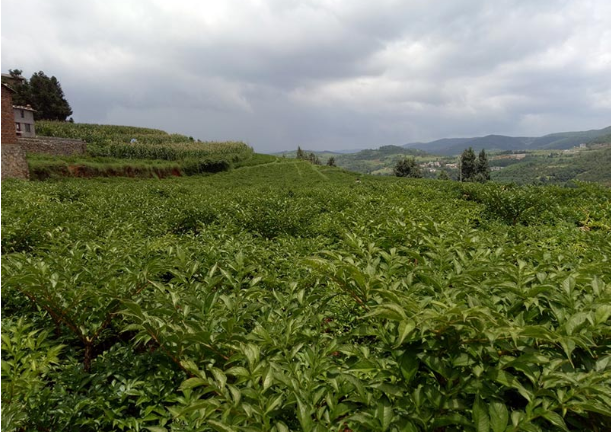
(36, 121, 253, 162)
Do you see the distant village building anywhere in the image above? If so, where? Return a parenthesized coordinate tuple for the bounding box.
(14, 105, 36, 137)
(579, 143, 587, 149)
(421, 161, 442, 168)
(445, 163, 458, 169)
(509, 153, 526, 160)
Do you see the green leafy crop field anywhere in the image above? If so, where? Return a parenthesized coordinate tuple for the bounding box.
(2, 160, 610, 431)
(33, 122, 255, 177)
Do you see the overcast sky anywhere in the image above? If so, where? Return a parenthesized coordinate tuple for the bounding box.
(2, 0, 610, 152)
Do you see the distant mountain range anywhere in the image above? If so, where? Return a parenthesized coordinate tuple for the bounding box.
(403, 126, 611, 155)
(271, 127, 610, 181)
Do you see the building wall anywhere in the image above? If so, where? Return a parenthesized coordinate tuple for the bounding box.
(1, 144, 29, 180)
(1, 86, 18, 144)
(17, 136, 86, 156)
(1, 74, 26, 88)
(14, 108, 36, 137)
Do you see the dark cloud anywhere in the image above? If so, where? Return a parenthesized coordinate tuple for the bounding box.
(2, 0, 609, 152)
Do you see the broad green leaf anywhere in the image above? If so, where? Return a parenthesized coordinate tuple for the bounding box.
(595, 304, 611, 325)
(472, 397, 489, 432)
(542, 411, 569, 432)
(376, 397, 393, 431)
(265, 394, 283, 415)
(488, 401, 508, 432)
(179, 377, 207, 391)
(395, 319, 416, 347)
(363, 303, 407, 321)
(398, 350, 419, 384)
(275, 422, 289, 432)
(208, 419, 239, 432)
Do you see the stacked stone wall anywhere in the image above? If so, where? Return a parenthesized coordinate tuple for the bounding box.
(2, 144, 29, 180)
(17, 136, 86, 156)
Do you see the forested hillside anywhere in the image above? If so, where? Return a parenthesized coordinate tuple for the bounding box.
(404, 127, 611, 155)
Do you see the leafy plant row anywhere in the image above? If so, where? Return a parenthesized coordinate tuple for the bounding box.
(2, 166, 610, 431)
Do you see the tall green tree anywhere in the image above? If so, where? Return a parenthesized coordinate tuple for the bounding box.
(460, 147, 477, 182)
(296, 146, 305, 160)
(28, 71, 73, 121)
(3, 70, 73, 121)
(474, 149, 491, 182)
(393, 157, 423, 178)
(327, 156, 336, 167)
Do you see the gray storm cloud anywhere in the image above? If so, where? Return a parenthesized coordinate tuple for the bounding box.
(2, 0, 610, 152)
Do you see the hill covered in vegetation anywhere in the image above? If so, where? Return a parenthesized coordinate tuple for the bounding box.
(276, 145, 432, 175)
(276, 128, 610, 184)
(491, 146, 611, 186)
(2, 159, 610, 431)
(404, 126, 611, 155)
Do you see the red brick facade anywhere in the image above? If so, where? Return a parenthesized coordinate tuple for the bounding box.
(2, 84, 18, 144)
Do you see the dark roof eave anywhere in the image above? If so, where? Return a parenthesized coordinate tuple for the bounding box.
(2, 83, 16, 93)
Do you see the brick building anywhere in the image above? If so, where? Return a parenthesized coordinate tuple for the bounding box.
(2, 83, 29, 179)
(2, 83, 18, 144)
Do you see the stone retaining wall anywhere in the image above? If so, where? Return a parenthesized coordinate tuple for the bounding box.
(2, 144, 29, 180)
(17, 136, 86, 156)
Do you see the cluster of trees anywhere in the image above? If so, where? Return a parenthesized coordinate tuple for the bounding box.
(296, 147, 337, 167)
(393, 157, 422, 178)
(296, 146, 321, 165)
(4, 69, 73, 121)
(460, 147, 490, 182)
(394, 148, 490, 182)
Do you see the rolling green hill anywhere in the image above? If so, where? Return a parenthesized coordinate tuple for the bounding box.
(404, 126, 611, 155)
(333, 145, 429, 173)
(491, 143, 611, 186)
(277, 145, 432, 174)
(530, 127, 612, 150)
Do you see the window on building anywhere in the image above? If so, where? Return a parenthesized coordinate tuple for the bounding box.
(20, 109, 24, 118)
(25, 123, 31, 133)
(15, 122, 21, 131)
